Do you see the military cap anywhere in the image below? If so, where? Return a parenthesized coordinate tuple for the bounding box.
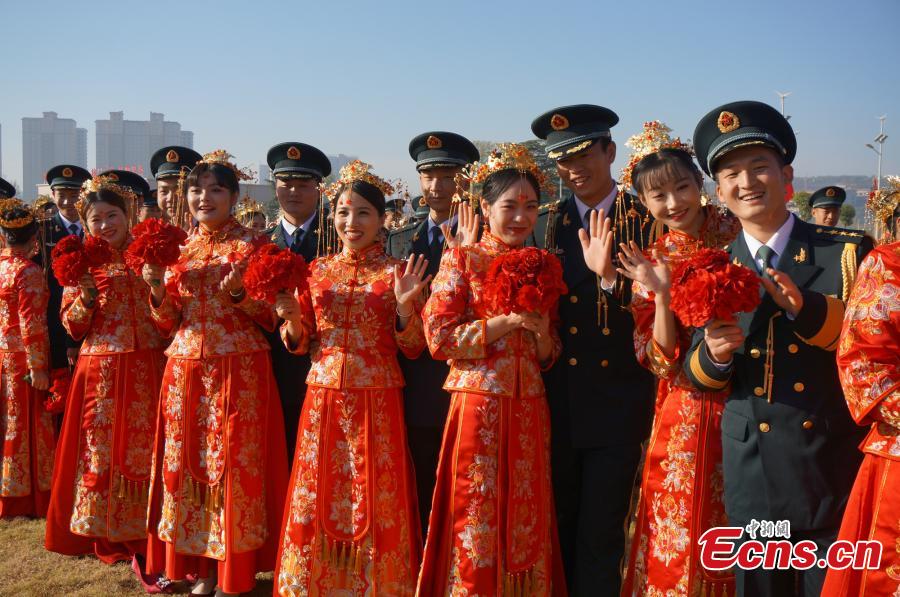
(408, 131, 479, 171)
(531, 104, 619, 160)
(143, 189, 159, 208)
(150, 146, 202, 180)
(694, 100, 797, 176)
(99, 169, 151, 200)
(45, 165, 91, 190)
(810, 186, 846, 209)
(0, 177, 15, 199)
(413, 195, 429, 220)
(266, 142, 331, 181)
(386, 198, 404, 212)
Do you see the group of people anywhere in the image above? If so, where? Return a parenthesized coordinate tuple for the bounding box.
(0, 98, 897, 597)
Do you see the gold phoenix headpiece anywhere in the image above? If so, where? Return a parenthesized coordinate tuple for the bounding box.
(867, 175, 900, 224)
(196, 149, 255, 181)
(620, 121, 693, 192)
(455, 143, 550, 205)
(0, 199, 35, 229)
(76, 175, 139, 221)
(321, 160, 395, 204)
(235, 195, 265, 220)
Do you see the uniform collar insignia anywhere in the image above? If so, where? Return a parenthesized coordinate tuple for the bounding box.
(793, 248, 807, 263)
(562, 213, 571, 227)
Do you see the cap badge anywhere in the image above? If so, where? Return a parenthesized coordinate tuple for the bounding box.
(550, 114, 570, 131)
(717, 111, 740, 134)
(287, 146, 302, 160)
(61, 167, 73, 178)
(825, 188, 836, 197)
(165, 149, 179, 163)
(419, 197, 427, 207)
(426, 135, 442, 149)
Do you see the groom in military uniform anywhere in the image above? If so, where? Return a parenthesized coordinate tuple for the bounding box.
(531, 105, 655, 596)
(263, 142, 332, 462)
(387, 131, 479, 533)
(684, 100, 871, 596)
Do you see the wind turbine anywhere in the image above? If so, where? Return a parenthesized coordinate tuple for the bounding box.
(775, 91, 792, 121)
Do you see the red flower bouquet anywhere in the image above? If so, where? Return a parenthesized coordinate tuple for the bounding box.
(243, 243, 309, 303)
(483, 247, 567, 314)
(125, 218, 188, 272)
(43, 369, 72, 414)
(51, 235, 113, 287)
(669, 248, 761, 328)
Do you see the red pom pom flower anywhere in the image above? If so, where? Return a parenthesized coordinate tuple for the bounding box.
(43, 369, 72, 414)
(51, 234, 113, 287)
(243, 244, 309, 304)
(124, 218, 188, 273)
(483, 247, 567, 314)
(669, 248, 761, 328)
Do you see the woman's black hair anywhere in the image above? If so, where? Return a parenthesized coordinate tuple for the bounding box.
(632, 147, 703, 196)
(337, 180, 386, 216)
(81, 188, 129, 220)
(482, 169, 541, 205)
(0, 207, 37, 245)
(185, 162, 240, 195)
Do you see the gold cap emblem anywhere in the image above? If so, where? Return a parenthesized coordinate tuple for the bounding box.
(717, 111, 740, 134)
(61, 167, 73, 178)
(426, 135, 442, 149)
(286, 146, 302, 160)
(166, 149, 179, 163)
(419, 197, 426, 207)
(825, 188, 836, 197)
(550, 114, 570, 131)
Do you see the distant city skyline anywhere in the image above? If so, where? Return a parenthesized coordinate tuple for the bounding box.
(20, 112, 87, 200)
(94, 111, 193, 178)
(1, 0, 897, 194)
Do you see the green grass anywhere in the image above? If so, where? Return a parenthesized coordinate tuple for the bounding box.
(0, 518, 273, 596)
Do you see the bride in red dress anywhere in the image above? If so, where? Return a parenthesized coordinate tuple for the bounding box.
(417, 144, 567, 596)
(274, 161, 431, 595)
(0, 199, 53, 519)
(588, 123, 739, 596)
(45, 177, 167, 566)
(143, 151, 289, 596)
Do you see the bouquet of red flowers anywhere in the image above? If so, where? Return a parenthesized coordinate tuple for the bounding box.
(125, 218, 188, 273)
(669, 248, 761, 328)
(43, 369, 72, 414)
(243, 244, 309, 303)
(51, 235, 114, 287)
(483, 247, 567, 314)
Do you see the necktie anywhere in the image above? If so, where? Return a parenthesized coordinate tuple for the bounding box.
(69, 223, 81, 237)
(290, 227, 304, 254)
(430, 227, 443, 257)
(756, 245, 776, 280)
(584, 207, 597, 230)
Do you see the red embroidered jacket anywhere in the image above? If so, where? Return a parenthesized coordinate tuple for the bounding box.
(0, 248, 49, 371)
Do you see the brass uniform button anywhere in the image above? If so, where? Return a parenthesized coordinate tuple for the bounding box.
(569, 295, 578, 304)
(568, 358, 578, 366)
(794, 382, 805, 392)
(759, 422, 771, 433)
(749, 348, 761, 358)
(802, 420, 814, 430)
(754, 387, 765, 397)
(601, 359, 609, 368)
(569, 326, 578, 335)
(788, 344, 799, 354)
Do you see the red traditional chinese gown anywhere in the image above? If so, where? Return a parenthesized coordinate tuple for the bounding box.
(45, 244, 167, 563)
(0, 247, 53, 518)
(274, 241, 424, 596)
(622, 206, 740, 597)
(418, 232, 566, 596)
(822, 242, 900, 596)
(144, 218, 289, 594)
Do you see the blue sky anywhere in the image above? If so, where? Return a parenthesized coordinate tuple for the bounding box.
(2, 0, 898, 189)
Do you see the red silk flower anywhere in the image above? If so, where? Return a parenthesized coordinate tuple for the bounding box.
(51, 235, 113, 287)
(125, 218, 188, 272)
(43, 369, 72, 414)
(669, 248, 761, 328)
(243, 243, 309, 304)
(483, 247, 567, 314)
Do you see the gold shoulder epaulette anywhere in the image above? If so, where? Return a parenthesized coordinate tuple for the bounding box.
(812, 225, 865, 244)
